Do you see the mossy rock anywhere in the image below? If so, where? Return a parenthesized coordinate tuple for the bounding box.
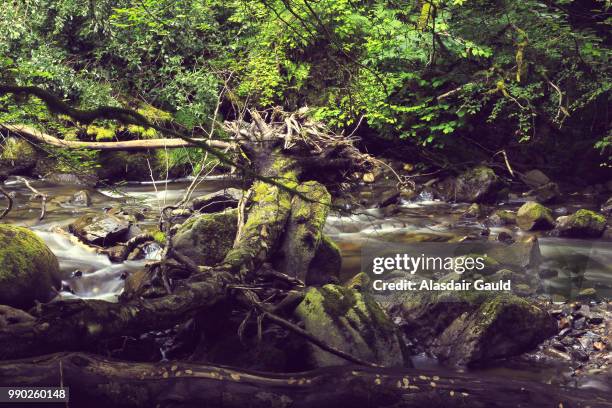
(516, 201, 554, 231)
(486, 235, 542, 271)
(172, 209, 238, 266)
(556, 209, 607, 238)
(294, 284, 408, 368)
(399, 289, 556, 366)
(488, 209, 516, 226)
(0, 225, 61, 309)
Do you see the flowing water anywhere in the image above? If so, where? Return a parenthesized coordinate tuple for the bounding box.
(1, 175, 610, 389)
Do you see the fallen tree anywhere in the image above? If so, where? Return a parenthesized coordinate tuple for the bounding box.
(0, 352, 609, 408)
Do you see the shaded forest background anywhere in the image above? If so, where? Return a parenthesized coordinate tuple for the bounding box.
(0, 0, 610, 182)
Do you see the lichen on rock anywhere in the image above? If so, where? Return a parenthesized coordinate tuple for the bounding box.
(556, 209, 607, 238)
(516, 201, 554, 231)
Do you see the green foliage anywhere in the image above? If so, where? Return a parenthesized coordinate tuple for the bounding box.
(0, 0, 610, 169)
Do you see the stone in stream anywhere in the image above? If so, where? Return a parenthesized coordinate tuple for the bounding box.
(70, 190, 92, 207)
(520, 169, 550, 189)
(396, 288, 557, 366)
(45, 172, 98, 187)
(191, 188, 244, 213)
(294, 284, 409, 368)
(601, 197, 612, 215)
(0, 224, 61, 309)
(69, 213, 131, 246)
(487, 209, 516, 226)
(555, 209, 607, 238)
(438, 166, 505, 203)
(516, 201, 555, 231)
(527, 182, 560, 204)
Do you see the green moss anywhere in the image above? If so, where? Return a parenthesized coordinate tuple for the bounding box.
(136, 102, 173, 123)
(152, 231, 166, 243)
(572, 209, 606, 226)
(86, 124, 117, 141)
(516, 201, 554, 231)
(0, 138, 36, 163)
(0, 224, 61, 308)
(127, 124, 158, 138)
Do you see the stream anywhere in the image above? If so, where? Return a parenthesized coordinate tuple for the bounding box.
(1, 175, 610, 390)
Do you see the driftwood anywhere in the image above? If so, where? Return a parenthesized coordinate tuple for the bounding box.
(0, 352, 609, 408)
(1, 124, 232, 151)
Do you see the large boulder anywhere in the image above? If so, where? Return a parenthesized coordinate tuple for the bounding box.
(69, 214, 131, 246)
(398, 289, 556, 366)
(516, 201, 555, 231)
(295, 285, 408, 368)
(520, 169, 550, 189)
(486, 236, 542, 270)
(0, 225, 61, 309)
(191, 188, 244, 213)
(171, 209, 238, 266)
(555, 209, 607, 238)
(439, 166, 504, 203)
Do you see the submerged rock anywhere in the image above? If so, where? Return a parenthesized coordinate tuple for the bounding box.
(398, 289, 556, 366)
(70, 190, 92, 207)
(69, 214, 131, 246)
(556, 209, 607, 238)
(172, 209, 238, 266)
(191, 188, 244, 213)
(295, 284, 408, 368)
(516, 201, 555, 231)
(0, 225, 61, 308)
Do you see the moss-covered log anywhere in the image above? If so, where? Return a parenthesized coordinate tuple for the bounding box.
(0, 352, 609, 408)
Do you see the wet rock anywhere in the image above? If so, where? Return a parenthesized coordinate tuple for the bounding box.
(172, 209, 238, 266)
(69, 214, 131, 246)
(556, 209, 607, 238)
(601, 197, 612, 215)
(440, 166, 504, 203)
(516, 201, 555, 231)
(191, 188, 244, 213)
(521, 169, 550, 189)
(570, 348, 589, 362)
(45, 172, 98, 186)
(528, 182, 560, 204)
(462, 203, 482, 218)
(362, 172, 376, 183)
(295, 284, 408, 368)
(576, 288, 597, 301)
(487, 235, 542, 270)
(377, 190, 400, 208)
(497, 231, 515, 244)
(398, 291, 557, 366)
(538, 268, 558, 279)
(0, 305, 35, 328)
(488, 210, 516, 226)
(0, 225, 61, 309)
(70, 190, 91, 207)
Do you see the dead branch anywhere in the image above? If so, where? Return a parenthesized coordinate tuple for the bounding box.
(16, 176, 47, 220)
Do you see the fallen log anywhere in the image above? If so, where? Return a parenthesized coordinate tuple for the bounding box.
(0, 352, 608, 408)
(1, 124, 232, 151)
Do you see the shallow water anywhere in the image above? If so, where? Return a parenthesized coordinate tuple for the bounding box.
(1, 176, 610, 389)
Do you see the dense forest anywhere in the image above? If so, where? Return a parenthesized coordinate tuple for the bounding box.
(0, 0, 610, 407)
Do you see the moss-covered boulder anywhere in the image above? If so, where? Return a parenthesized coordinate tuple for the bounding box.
(602, 197, 612, 215)
(0, 225, 61, 309)
(555, 209, 607, 238)
(171, 209, 238, 266)
(398, 289, 556, 366)
(516, 201, 554, 231)
(295, 285, 408, 368)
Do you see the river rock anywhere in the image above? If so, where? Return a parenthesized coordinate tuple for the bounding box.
(438, 166, 504, 203)
(45, 172, 98, 186)
(487, 235, 542, 270)
(0, 225, 61, 309)
(69, 214, 131, 246)
(70, 190, 92, 207)
(521, 169, 550, 189)
(516, 201, 555, 231)
(191, 188, 244, 213)
(529, 182, 560, 204)
(398, 290, 557, 366)
(487, 209, 516, 226)
(555, 209, 607, 238)
(172, 209, 238, 266)
(295, 284, 408, 368)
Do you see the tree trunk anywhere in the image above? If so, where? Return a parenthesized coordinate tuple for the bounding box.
(0, 352, 608, 408)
